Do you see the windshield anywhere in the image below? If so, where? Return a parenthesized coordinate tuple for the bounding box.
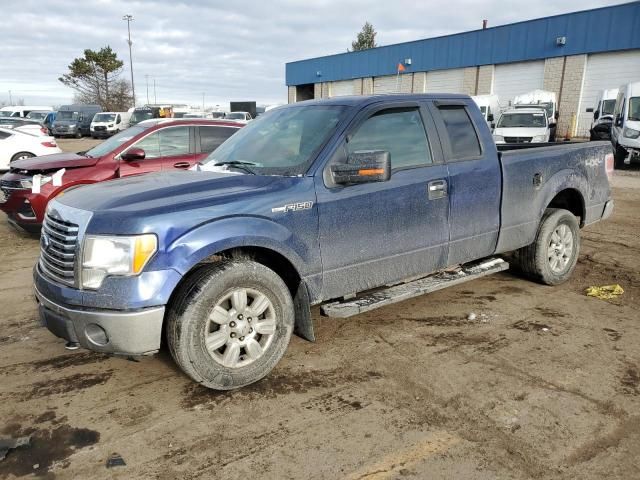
(498, 112, 547, 128)
(26, 112, 47, 120)
(94, 113, 116, 122)
(628, 97, 640, 121)
(84, 125, 149, 157)
(130, 110, 154, 124)
(202, 105, 347, 175)
(515, 102, 553, 118)
(210, 112, 225, 119)
(226, 112, 246, 120)
(601, 99, 616, 116)
(57, 111, 79, 121)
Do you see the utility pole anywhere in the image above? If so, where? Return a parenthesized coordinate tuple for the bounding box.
(122, 14, 136, 107)
(154, 79, 157, 104)
(145, 74, 150, 104)
(202, 92, 205, 111)
(8, 90, 12, 104)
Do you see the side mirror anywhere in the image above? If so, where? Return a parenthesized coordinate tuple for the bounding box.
(554, 111, 559, 120)
(593, 110, 599, 120)
(490, 122, 496, 129)
(487, 114, 494, 122)
(116, 116, 121, 124)
(331, 150, 391, 185)
(615, 114, 623, 127)
(122, 147, 146, 161)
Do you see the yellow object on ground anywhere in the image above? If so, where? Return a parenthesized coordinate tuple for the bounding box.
(585, 284, 624, 300)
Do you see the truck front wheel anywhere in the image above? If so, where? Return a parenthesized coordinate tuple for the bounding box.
(166, 259, 294, 390)
(514, 208, 580, 285)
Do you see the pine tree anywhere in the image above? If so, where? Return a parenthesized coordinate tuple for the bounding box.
(351, 22, 377, 51)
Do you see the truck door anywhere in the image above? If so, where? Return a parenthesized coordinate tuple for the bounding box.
(119, 125, 195, 175)
(429, 100, 502, 266)
(315, 103, 450, 300)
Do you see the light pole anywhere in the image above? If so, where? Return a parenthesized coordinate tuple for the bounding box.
(202, 92, 205, 112)
(145, 74, 150, 104)
(8, 90, 12, 104)
(122, 14, 136, 107)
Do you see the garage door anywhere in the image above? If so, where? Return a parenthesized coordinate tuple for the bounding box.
(373, 75, 399, 94)
(576, 51, 640, 136)
(493, 60, 545, 105)
(425, 69, 465, 93)
(330, 80, 354, 97)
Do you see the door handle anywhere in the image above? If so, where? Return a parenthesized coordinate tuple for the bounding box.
(427, 180, 447, 200)
(173, 162, 191, 169)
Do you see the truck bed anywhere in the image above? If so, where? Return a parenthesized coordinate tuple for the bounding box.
(495, 141, 612, 254)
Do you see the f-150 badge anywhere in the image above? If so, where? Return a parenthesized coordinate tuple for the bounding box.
(271, 201, 314, 213)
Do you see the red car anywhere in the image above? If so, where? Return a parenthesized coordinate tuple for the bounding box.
(0, 119, 242, 232)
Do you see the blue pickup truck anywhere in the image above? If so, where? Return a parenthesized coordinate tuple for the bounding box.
(34, 94, 614, 390)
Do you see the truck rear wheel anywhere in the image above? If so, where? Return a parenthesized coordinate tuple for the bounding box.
(166, 259, 294, 390)
(514, 208, 580, 285)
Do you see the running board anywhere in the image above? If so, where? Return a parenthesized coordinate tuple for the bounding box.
(320, 257, 509, 318)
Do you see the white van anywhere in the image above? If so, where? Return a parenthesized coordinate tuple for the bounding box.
(492, 108, 550, 144)
(611, 82, 640, 168)
(89, 112, 132, 138)
(513, 90, 558, 141)
(472, 95, 502, 127)
(0, 106, 53, 118)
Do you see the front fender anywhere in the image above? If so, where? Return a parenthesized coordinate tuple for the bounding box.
(165, 216, 317, 279)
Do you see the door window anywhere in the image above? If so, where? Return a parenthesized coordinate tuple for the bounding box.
(438, 106, 481, 159)
(199, 126, 238, 153)
(347, 108, 432, 168)
(133, 126, 190, 159)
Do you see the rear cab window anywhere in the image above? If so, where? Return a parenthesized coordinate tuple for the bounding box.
(437, 106, 482, 159)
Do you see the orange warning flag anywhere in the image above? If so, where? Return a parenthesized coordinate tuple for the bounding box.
(397, 63, 406, 72)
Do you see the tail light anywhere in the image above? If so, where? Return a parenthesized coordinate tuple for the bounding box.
(605, 153, 614, 179)
(41, 141, 57, 148)
(40, 127, 47, 135)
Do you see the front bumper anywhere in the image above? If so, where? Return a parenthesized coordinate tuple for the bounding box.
(35, 286, 164, 355)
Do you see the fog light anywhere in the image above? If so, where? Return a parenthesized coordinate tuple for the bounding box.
(85, 323, 109, 346)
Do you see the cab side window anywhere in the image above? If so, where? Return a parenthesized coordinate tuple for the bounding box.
(347, 108, 432, 168)
(133, 126, 190, 159)
(437, 106, 481, 159)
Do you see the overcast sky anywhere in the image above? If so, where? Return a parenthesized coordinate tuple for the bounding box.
(0, 0, 623, 108)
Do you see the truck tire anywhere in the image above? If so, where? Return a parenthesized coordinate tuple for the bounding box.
(514, 208, 580, 285)
(166, 259, 294, 390)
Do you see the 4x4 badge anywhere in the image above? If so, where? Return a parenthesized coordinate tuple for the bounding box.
(271, 201, 314, 213)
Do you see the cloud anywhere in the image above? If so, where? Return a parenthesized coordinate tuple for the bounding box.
(0, 0, 619, 107)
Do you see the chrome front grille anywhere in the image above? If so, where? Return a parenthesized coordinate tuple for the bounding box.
(39, 214, 79, 286)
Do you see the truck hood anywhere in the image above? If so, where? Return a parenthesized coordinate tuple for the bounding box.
(10, 152, 99, 172)
(57, 171, 301, 214)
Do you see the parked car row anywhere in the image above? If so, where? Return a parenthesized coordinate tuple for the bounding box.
(0, 118, 242, 231)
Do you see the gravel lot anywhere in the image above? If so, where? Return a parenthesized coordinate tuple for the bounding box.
(0, 139, 638, 479)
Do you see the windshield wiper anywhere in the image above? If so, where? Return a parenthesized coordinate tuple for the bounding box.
(213, 161, 256, 174)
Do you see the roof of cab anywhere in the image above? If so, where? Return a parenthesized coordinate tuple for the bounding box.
(287, 93, 472, 108)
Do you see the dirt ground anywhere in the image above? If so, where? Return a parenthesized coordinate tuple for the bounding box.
(0, 139, 638, 479)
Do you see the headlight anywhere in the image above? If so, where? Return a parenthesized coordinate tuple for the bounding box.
(20, 176, 51, 188)
(108, 124, 114, 128)
(81, 234, 157, 289)
(623, 127, 640, 139)
(493, 135, 504, 142)
(532, 135, 548, 142)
